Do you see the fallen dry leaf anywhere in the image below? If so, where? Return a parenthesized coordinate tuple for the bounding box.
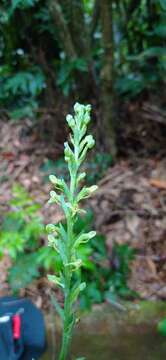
(150, 179, 166, 190)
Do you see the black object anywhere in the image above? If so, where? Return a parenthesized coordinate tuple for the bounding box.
(0, 296, 46, 360)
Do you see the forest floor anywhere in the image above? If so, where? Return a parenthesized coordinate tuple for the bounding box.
(0, 100, 166, 306)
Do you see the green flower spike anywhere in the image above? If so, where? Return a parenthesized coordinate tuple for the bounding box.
(46, 103, 98, 360)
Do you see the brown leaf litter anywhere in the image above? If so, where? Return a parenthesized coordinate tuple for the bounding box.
(90, 158, 166, 299)
(0, 118, 166, 306)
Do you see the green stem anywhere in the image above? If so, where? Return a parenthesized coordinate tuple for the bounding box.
(48, 103, 95, 360)
(58, 167, 77, 360)
(58, 287, 73, 360)
(58, 120, 86, 360)
(58, 220, 73, 360)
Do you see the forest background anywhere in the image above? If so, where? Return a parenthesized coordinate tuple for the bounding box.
(0, 0, 166, 308)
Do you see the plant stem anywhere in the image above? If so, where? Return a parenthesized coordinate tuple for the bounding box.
(58, 222, 73, 359)
(58, 168, 77, 360)
(58, 292, 72, 360)
(47, 104, 96, 360)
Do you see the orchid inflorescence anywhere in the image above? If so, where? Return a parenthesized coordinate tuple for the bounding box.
(46, 103, 97, 360)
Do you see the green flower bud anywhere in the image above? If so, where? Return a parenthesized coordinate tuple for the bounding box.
(87, 231, 96, 238)
(64, 142, 74, 162)
(49, 175, 58, 185)
(66, 259, 82, 270)
(66, 114, 75, 128)
(49, 175, 63, 191)
(74, 259, 82, 269)
(85, 135, 95, 148)
(88, 185, 98, 193)
(77, 185, 97, 202)
(74, 102, 82, 114)
(84, 113, 91, 125)
(46, 223, 56, 233)
(85, 104, 91, 112)
(77, 172, 86, 184)
(48, 274, 64, 288)
(48, 190, 60, 204)
(74, 231, 96, 248)
(47, 234, 55, 245)
(88, 139, 95, 148)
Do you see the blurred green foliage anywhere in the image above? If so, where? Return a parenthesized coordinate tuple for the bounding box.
(41, 152, 112, 186)
(0, 184, 66, 290)
(0, 184, 43, 259)
(157, 318, 166, 336)
(76, 211, 137, 309)
(114, 1, 166, 97)
(0, 184, 45, 290)
(0, 0, 165, 118)
(0, 66, 45, 118)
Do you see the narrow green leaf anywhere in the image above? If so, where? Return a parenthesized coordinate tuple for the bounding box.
(70, 282, 86, 305)
(48, 274, 65, 289)
(51, 294, 64, 320)
(58, 223, 67, 242)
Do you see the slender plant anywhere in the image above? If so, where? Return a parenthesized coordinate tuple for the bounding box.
(46, 103, 98, 360)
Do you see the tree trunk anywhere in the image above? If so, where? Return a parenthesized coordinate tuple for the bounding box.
(49, 0, 97, 99)
(70, 0, 89, 58)
(49, 0, 76, 59)
(100, 0, 117, 159)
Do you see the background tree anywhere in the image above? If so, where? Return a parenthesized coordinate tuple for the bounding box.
(0, 0, 165, 157)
